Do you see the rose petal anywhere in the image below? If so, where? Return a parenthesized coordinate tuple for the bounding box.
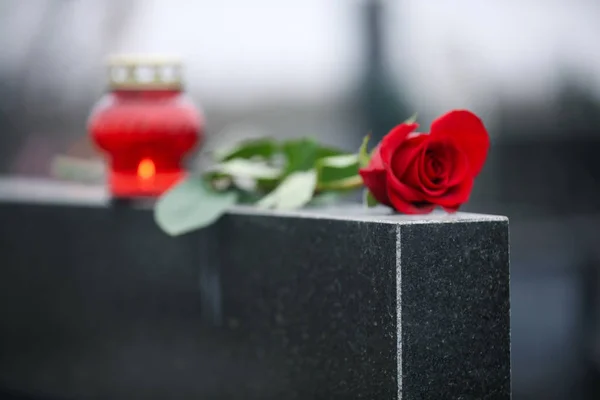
(420, 138, 469, 185)
(418, 158, 448, 197)
(430, 110, 489, 176)
(431, 176, 474, 207)
(367, 144, 385, 170)
(442, 204, 461, 213)
(424, 156, 450, 184)
(391, 134, 428, 183)
(379, 123, 419, 167)
(386, 172, 423, 202)
(359, 146, 391, 205)
(418, 141, 451, 191)
(401, 156, 423, 191)
(407, 131, 426, 139)
(359, 167, 391, 206)
(387, 186, 435, 214)
(399, 139, 451, 198)
(445, 142, 470, 186)
(420, 140, 473, 206)
(385, 167, 435, 214)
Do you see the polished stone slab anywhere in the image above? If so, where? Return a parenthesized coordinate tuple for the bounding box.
(0, 178, 510, 399)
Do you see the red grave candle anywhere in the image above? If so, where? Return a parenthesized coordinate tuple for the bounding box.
(88, 56, 203, 198)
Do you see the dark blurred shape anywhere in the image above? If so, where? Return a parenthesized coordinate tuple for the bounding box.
(358, 0, 410, 143)
(577, 254, 600, 400)
(484, 77, 600, 217)
(0, 387, 69, 400)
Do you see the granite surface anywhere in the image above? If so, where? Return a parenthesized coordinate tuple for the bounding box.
(399, 221, 510, 399)
(0, 179, 510, 399)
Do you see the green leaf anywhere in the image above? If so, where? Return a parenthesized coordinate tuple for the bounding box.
(404, 112, 418, 124)
(316, 154, 359, 185)
(235, 190, 263, 205)
(358, 134, 371, 168)
(214, 138, 278, 162)
(364, 190, 379, 208)
(210, 159, 282, 180)
(282, 138, 318, 174)
(318, 154, 358, 168)
(257, 170, 317, 210)
(316, 145, 344, 160)
(318, 175, 362, 191)
(154, 177, 238, 236)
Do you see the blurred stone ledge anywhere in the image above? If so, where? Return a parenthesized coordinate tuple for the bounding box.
(0, 178, 510, 400)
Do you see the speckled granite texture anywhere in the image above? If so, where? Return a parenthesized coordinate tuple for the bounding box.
(0, 179, 510, 399)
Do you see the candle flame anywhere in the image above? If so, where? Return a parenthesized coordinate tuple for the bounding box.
(137, 158, 156, 180)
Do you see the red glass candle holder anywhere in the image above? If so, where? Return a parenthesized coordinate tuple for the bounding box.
(88, 55, 203, 198)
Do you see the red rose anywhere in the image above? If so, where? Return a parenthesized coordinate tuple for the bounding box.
(359, 110, 489, 214)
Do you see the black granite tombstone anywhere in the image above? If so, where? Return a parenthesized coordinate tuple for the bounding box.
(0, 179, 510, 399)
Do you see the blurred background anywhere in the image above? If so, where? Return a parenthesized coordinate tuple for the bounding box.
(1, 0, 599, 398)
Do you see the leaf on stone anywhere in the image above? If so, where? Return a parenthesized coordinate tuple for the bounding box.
(214, 137, 278, 162)
(364, 189, 379, 208)
(282, 138, 319, 174)
(316, 145, 344, 160)
(210, 159, 282, 180)
(154, 176, 238, 236)
(236, 190, 263, 205)
(316, 154, 359, 185)
(318, 154, 358, 168)
(257, 170, 317, 210)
